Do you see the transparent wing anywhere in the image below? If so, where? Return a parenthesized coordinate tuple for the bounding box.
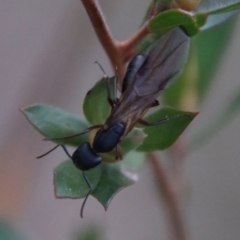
(106, 28, 190, 126)
(134, 27, 190, 96)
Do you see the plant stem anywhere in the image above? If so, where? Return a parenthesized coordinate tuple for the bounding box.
(119, 23, 150, 58)
(81, 0, 122, 76)
(81, 0, 149, 82)
(148, 152, 187, 240)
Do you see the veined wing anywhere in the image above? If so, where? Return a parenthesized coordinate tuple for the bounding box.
(134, 27, 190, 96)
(106, 28, 190, 129)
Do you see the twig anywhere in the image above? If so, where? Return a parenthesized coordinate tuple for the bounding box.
(81, 0, 150, 82)
(148, 152, 186, 240)
(81, 0, 121, 75)
(119, 23, 150, 59)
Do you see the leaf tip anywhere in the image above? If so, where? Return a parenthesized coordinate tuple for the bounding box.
(193, 111, 200, 117)
(86, 89, 92, 96)
(19, 107, 24, 113)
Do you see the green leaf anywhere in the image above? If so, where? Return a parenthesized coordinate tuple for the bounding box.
(91, 163, 137, 209)
(120, 128, 147, 154)
(138, 107, 197, 151)
(196, 0, 240, 30)
(195, 13, 208, 27)
(149, 9, 207, 37)
(54, 160, 102, 198)
(197, 0, 240, 15)
(190, 90, 240, 150)
(74, 227, 103, 240)
(0, 219, 26, 240)
(53, 154, 142, 209)
(210, 3, 240, 15)
(21, 104, 89, 146)
(83, 78, 113, 125)
(148, 2, 239, 36)
(201, 11, 237, 30)
(193, 17, 237, 101)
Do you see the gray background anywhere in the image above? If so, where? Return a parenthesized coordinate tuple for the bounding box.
(0, 1, 240, 240)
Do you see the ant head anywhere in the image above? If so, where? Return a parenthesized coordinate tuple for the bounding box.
(72, 143, 102, 171)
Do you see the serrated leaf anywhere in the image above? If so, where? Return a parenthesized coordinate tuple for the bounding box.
(21, 104, 90, 146)
(54, 160, 102, 198)
(149, 9, 207, 37)
(137, 107, 197, 151)
(91, 163, 137, 209)
(83, 78, 113, 125)
(54, 155, 141, 210)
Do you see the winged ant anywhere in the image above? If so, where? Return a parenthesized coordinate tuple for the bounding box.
(37, 28, 190, 217)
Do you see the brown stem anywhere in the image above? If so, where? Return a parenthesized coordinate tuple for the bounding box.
(169, 139, 187, 196)
(81, 1, 121, 69)
(115, 22, 149, 79)
(81, 0, 149, 82)
(119, 23, 150, 57)
(148, 152, 186, 240)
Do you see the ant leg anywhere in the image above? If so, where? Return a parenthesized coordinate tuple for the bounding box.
(150, 99, 159, 107)
(106, 76, 118, 109)
(80, 171, 92, 218)
(43, 125, 102, 141)
(138, 117, 169, 126)
(113, 66, 119, 106)
(138, 114, 183, 126)
(95, 61, 116, 108)
(95, 61, 119, 109)
(60, 145, 72, 159)
(115, 144, 122, 160)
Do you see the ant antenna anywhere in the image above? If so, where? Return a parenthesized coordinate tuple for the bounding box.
(80, 171, 92, 218)
(113, 66, 118, 104)
(37, 144, 72, 159)
(95, 61, 108, 78)
(60, 144, 72, 159)
(94, 61, 115, 108)
(43, 125, 102, 141)
(94, 61, 117, 108)
(37, 144, 61, 158)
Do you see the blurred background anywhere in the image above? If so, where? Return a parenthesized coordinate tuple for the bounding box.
(0, 0, 240, 240)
